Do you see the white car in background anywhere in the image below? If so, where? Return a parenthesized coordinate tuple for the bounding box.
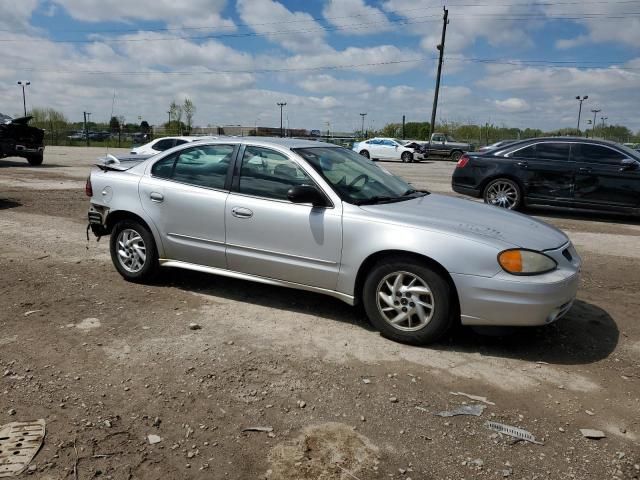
(131, 136, 216, 155)
(352, 138, 418, 163)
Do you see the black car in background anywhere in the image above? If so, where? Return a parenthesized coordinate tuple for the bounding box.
(0, 116, 45, 165)
(452, 137, 640, 215)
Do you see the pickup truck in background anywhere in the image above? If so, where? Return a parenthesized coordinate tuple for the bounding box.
(0, 116, 45, 165)
(406, 133, 473, 162)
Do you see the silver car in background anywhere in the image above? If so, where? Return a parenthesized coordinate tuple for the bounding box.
(86, 138, 581, 345)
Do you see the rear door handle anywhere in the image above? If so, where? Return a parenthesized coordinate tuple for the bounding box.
(150, 192, 164, 203)
(579, 167, 592, 173)
(231, 207, 253, 219)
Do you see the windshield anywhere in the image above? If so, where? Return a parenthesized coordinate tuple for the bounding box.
(393, 138, 406, 145)
(293, 147, 426, 205)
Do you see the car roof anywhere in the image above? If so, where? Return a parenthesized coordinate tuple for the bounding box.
(196, 136, 340, 149)
(507, 136, 623, 147)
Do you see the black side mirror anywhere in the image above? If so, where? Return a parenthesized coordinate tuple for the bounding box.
(619, 158, 640, 171)
(287, 185, 327, 207)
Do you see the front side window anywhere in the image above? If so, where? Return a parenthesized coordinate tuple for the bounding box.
(432, 134, 444, 142)
(535, 143, 570, 161)
(153, 139, 175, 151)
(294, 147, 425, 205)
(238, 146, 313, 201)
(574, 144, 625, 164)
(151, 145, 234, 189)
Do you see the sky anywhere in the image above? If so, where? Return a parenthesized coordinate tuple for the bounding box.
(1, 0, 639, 133)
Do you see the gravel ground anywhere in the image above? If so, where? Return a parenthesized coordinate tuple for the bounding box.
(0, 147, 638, 480)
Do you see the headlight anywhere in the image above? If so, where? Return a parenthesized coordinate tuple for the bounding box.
(498, 249, 557, 275)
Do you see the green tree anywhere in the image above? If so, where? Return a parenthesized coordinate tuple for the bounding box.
(140, 120, 150, 133)
(109, 116, 120, 133)
(28, 107, 69, 144)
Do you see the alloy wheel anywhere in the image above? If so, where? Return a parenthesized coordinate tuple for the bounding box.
(485, 180, 519, 209)
(376, 271, 435, 332)
(116, 228, 147, 273)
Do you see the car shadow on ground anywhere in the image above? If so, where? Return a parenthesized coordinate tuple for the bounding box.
(163, 269, 617, 366)
(529, 207, 640, 226)
(437, 300, 618, 366)
(164, 268, 374, 331)
(0, 197, 22, 210)
(0, 160, 64, 169)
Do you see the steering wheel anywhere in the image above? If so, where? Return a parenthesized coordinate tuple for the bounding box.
(349, 174, 369, 189)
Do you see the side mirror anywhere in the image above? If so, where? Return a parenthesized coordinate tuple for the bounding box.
(619, 158, 640, 171)
(287, 185, 327, 207)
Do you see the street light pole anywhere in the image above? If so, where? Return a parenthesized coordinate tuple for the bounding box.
(359, 113, 367, 138)
(575, 95, 588, 135)
(17, 81, 30, 117)
(590, 109, 601, 138)
(277, 102, 287, 137)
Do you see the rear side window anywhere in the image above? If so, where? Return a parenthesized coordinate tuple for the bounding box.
(512, 145, 537, 158)
(574, 144, 626, 164)
(535, 143, 570, 161)
(238, 146, 313, 201)
(175, 139, 189, 146)
(151, 145, 234, 189)
(153, 139, 175, 151)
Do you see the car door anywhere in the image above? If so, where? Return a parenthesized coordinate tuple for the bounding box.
(138, 143, 237, 267)
(430, 134, 447, 156)
(225, 145, 342, 289)
(508, 142, 574, 202)
(572, 143, 640, 208)
(379, 140, 401, 160)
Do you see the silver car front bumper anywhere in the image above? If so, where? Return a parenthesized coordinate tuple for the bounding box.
(452, 243, 581, 327)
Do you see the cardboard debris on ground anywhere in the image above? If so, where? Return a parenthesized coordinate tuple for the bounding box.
(0, 419, 46, 478)
(450, 391, 496, 406)
(580, 429, 607, 439)
(435, 404, 486, 417)
(485, 421, 544, 445)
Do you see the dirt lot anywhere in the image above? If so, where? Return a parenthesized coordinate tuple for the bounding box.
(1, 147, 638, 480)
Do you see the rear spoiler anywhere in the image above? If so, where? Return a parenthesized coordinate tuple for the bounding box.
(95, 153, 148, 172)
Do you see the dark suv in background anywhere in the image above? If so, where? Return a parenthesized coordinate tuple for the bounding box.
(452, 137, 640, 215)
(0, 116, 45, 165)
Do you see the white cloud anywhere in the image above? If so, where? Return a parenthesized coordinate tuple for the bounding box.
(494, 98, 530, 113)
(0, 0, 38, 33)
(555, 35, 589, 50)
(297, 74, 371, 94)
(323, 0, 392, 35)
(236, 0, 331, 54)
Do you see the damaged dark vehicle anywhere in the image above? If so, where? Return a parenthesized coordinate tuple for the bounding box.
(0, 116, 45, 166)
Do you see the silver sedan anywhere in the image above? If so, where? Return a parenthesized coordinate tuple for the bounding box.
(87, 138, 581, 345)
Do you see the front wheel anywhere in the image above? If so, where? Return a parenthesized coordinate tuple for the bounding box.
(363, 258, 453, 345)
(483, 178, 522, 210)
(27, 153, 43, 166)
(401, 151, 413, 163)
(110, 219, 159, 282)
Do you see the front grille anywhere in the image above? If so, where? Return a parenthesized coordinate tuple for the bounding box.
(562, 248, 573, 262)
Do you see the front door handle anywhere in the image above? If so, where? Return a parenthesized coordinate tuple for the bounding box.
(231, 207, 253, 219)
(150, 192, 164, 203)
(579, 167, 592, 173)
(517, 161, 528, 168)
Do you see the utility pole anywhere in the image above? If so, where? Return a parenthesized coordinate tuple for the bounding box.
(591, 109, 601, 138)
(402, 115, 406, 139)
(575, 95, 588, 136)
(601, 116, 608, 138)
(17, 81, 30, 117)
(428, 6, 449, 142)
(359, 113, 367, 139)
(277, 102, 287, 137)
(83, 111, 91, 146)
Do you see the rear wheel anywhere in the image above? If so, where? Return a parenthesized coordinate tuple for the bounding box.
(359, 150, 370, 159)
(450, 151, 463, 162)
(110, 219, 159, 282)
(363, 258, 453, 345)
(483, 178, 522, 210)
(27, 153, 43, 166)
(401, 151, 413, 163)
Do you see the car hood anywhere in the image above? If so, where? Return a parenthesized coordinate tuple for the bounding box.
(358, 194, 568, 250)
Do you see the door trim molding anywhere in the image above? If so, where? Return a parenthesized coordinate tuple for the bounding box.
(167, 232, 225, 246)
(226, 242, 338, 265)
(158, 259, 354, 305)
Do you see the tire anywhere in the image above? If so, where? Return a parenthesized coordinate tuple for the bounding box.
(401, 151, 413, 163)
(483, 178, 522, 211)
(359, 150, 370, 159)
(110, 219, 159, 282)
(363, 257, 453, 345)
(27, 153, 43, 166)
(450, 151, 463, 162)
